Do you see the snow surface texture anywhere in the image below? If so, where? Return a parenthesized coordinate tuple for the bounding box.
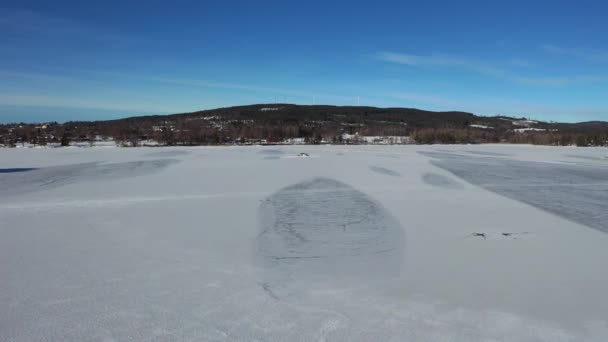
(1, 145, 608, 341)
(422, 172, 464, 189)
(369, 166, 403, 177)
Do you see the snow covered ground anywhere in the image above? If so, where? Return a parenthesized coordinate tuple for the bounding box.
(1, 144, 608, 341)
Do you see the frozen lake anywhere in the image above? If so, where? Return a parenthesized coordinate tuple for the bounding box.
(1, 145, 608, 341)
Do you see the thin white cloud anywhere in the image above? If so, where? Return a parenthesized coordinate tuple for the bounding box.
(507, 58, 534, 68)
(376, 51, 606, 86)
(377, 51, 507, 75)
(0, 66, 330, 105)
(0, 93, 175, 113)
(0, 8, 141, 47)
(128, 75, 301, 95)
(0, 70, 104, 86)
(388, 92, 455, 107)
(509, 76, 569, 86)
(541, 44, 608, 63)
(0, 8, 68, 32)
(88, 71, 360, 103)
(0, 69, 366, 113)
(375, 52, 468, 68)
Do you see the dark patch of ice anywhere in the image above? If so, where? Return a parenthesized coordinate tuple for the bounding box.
(0, 159, 179, 197)
(257, 149, 284, 155)
(417, 151, 468, 160)
(0, 168, 38, 174)
(256, 178, 405, 299)
(264, 156, 281, 160)
(429, 155, 608, 233)
(145, 150, 190, 158)
(465, 150, 511, 157)
(380, 154, 400, 159)
(563, 154, 608, 162)
(422, 172, 464, 189)
(370, 166, 402, 177)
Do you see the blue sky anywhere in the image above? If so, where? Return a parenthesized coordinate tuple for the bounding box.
(1, 0, 607, 123)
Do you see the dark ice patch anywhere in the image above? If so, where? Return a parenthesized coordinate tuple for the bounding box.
(145, 150, 190, 158)
(370, 166, 402, 177)
(380, 154, 400, 159)
(256, 178, 405, 299)
(264, 156, 281, 160)
(0, 168, 38, 174)
(417, 151, 468, 160)
(429, 155, 608, 233)
(563, 154, 608, 162)
(465, 150, 511, 157)
(0, 159, 179, 197)
(257, 149, 284, 155)
(422, 172, 464, 189)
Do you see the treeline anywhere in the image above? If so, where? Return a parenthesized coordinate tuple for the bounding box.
(1, 104, 607, 147)
(411, 128, 608, 146)
(3, 124, 604, 147)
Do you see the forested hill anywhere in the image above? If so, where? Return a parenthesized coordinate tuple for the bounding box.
(2, 104, 608, 146)
(108, 104, 607, 132)
(116, 104, 484, 129)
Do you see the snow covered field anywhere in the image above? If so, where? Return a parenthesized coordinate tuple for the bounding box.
(1, 145, 608, 341)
